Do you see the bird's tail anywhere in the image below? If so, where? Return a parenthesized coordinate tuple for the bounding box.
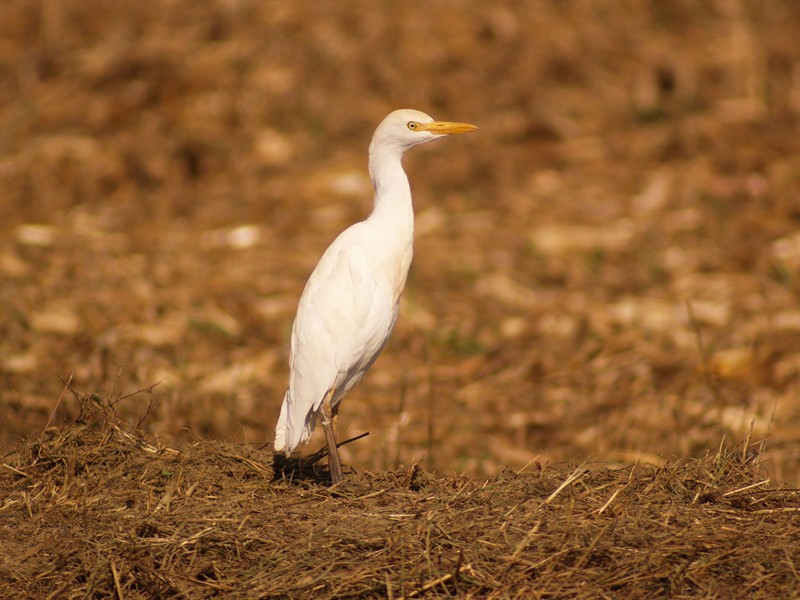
(274, 388, 318, 455)
(273, 391, 290, 453)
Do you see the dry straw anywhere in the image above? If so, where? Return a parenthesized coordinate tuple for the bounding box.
(2, 392, 799, 598)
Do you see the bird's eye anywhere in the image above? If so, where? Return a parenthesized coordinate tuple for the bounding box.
(407, 121, 418, 130)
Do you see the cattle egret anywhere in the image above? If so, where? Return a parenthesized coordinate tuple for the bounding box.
(274, 109, 478, 482)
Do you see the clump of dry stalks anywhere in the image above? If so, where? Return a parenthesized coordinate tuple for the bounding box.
(1, 392, 799, 598)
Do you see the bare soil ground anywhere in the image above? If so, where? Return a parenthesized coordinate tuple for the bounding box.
(2, 0, 800, 596)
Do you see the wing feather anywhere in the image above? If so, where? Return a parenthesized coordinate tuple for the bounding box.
(276, 224, 399, 453)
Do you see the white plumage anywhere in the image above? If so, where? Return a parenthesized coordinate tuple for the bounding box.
(274, 109, 477, 482)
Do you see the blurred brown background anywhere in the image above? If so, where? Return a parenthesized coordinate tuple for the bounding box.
(2, 0, 799, 482)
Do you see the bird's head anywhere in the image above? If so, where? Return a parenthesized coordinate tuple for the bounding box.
(369, 109, 478, 156)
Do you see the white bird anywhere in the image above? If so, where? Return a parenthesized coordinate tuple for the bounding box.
(274, 109, 477, 482)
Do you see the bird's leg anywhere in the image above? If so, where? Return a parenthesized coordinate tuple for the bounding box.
(320, 389, 344, 484)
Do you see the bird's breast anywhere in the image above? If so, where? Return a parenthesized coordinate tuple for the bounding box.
(378, 232, 413, 304)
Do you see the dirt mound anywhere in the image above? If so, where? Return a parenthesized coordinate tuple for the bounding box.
(2, 395, 799, 598)
(2, 0, 800, 483)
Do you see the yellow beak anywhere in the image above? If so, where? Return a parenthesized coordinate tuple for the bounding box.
(418, 121, 479, 135)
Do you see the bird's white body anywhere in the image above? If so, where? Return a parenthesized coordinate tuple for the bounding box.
(274, 109, 477, 467)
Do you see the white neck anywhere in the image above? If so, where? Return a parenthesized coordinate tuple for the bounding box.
(367, 144, 415, 231)
(364, 142, 416, 298)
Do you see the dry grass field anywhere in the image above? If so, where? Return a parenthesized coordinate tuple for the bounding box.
(2, 0, 800, 596)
